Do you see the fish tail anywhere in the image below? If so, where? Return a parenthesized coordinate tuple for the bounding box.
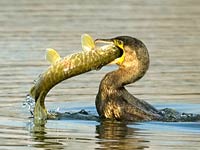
(29, 85, 48, 121)
(34, 91, 48, 121)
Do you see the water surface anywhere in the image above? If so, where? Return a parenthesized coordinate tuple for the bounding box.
(0, 0, 200, 149)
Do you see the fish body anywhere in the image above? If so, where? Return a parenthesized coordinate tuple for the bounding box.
(29, 34, 122, 121)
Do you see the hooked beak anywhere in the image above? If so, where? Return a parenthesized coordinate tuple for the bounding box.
(95, 38, 114, 44)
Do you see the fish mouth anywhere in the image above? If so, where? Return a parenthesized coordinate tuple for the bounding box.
(95, 38, 124, 65)
(95, 38, 124, 53)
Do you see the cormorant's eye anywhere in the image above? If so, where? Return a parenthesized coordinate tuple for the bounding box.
(118, 40, 122, 45)
(114, 40, 124, 50)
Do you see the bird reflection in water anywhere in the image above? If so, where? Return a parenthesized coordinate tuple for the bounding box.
(96, 120, 149, 150)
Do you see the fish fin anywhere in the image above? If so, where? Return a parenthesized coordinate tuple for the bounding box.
(81, 34, 95, 51)
(45, 48, 61, 64)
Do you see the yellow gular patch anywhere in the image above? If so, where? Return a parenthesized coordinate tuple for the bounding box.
(110, 40, 125, 65)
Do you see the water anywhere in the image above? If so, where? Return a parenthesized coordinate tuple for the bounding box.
(0, 0, 200, 149)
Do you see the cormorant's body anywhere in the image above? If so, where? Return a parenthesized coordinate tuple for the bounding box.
(96, 36, 160, 121)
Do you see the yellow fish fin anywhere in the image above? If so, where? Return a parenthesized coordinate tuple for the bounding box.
(45, 48, 61, 64)
(81, 34, 95, 51)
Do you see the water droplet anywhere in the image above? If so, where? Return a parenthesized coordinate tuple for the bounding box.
(23, 95, 35, 116)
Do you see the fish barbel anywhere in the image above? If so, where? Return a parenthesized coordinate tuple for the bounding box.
(29, 34, 123, 121)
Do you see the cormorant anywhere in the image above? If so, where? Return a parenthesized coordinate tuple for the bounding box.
(95, 36, 161, 121)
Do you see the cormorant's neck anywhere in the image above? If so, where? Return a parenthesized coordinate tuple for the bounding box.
(100, 66, 139, 90)
(99, 48, 149, 90)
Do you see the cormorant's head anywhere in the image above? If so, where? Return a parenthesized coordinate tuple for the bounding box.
(95, 36, 149, 68)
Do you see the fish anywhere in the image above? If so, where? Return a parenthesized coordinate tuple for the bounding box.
(28, 34, 123, 122)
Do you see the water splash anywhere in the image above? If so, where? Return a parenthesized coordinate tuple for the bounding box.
(51, 109, 99, 121)
(23, 95, 35, 117)
(23, 94, 99, 121)
(23, 94, 200, 122)
(158, 108, 200, 122)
